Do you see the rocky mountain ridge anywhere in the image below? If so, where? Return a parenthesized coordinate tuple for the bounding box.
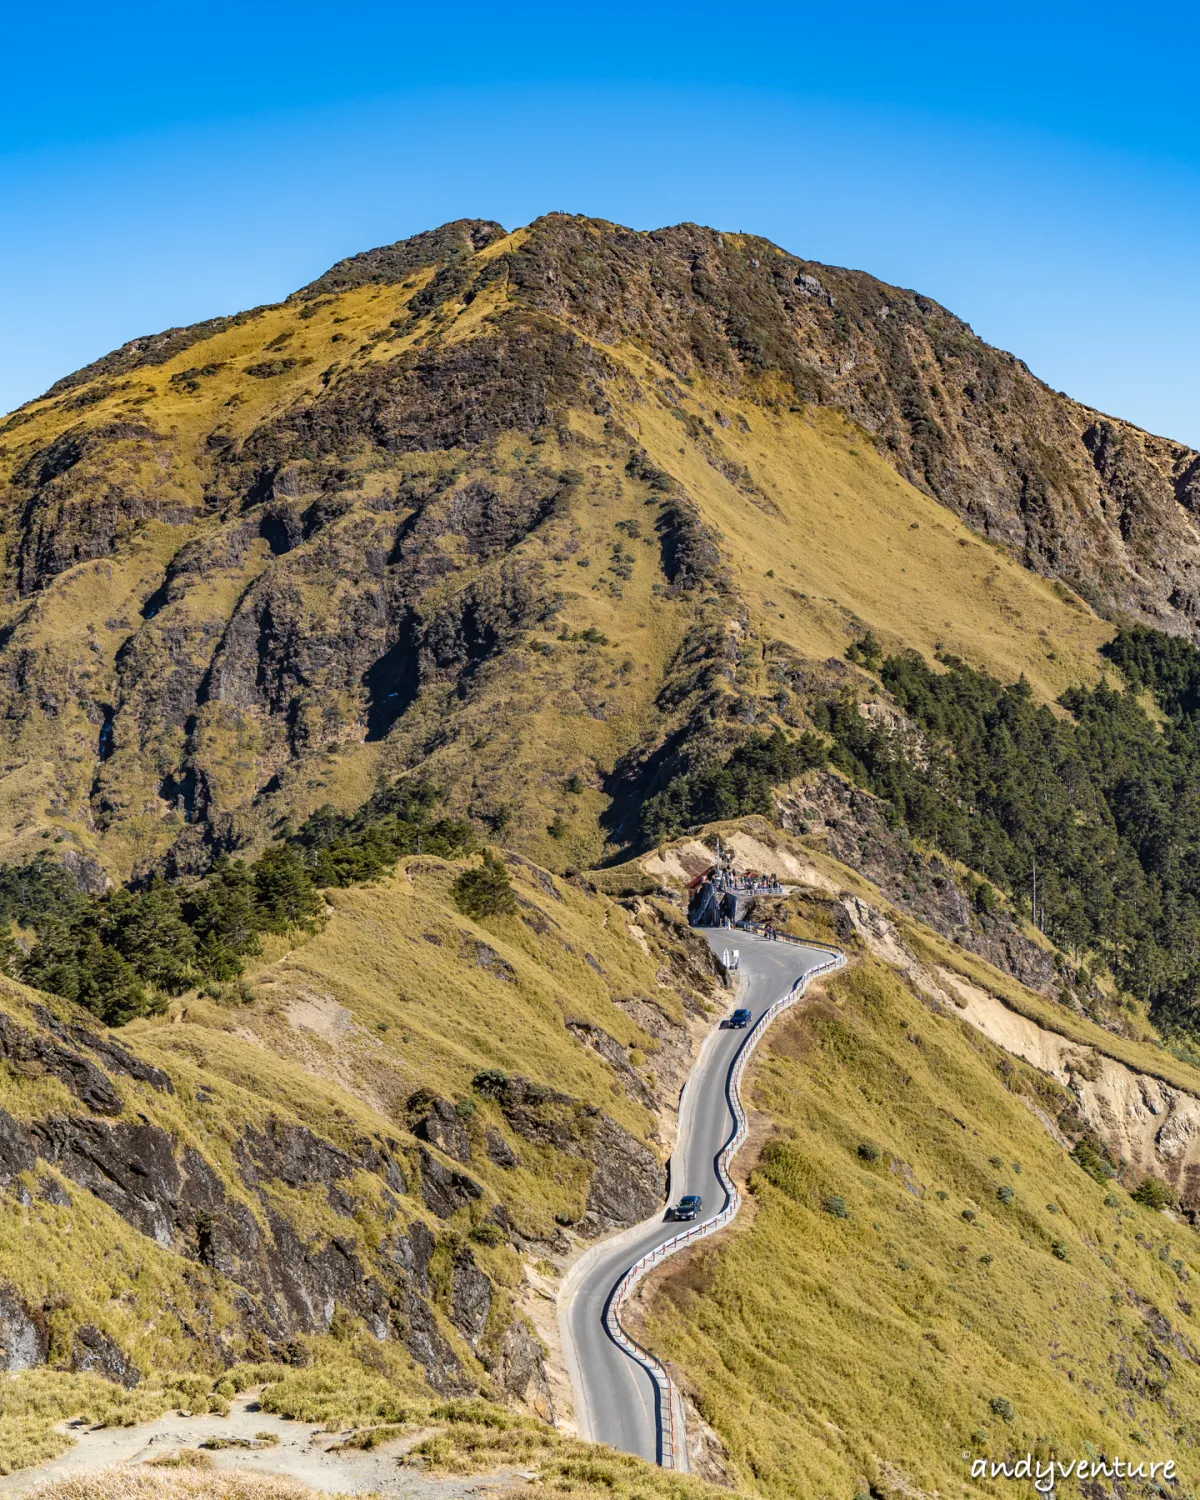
(0, 213, 1194, 886)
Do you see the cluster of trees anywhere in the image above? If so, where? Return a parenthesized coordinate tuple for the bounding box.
(0, 781, 475, 1025)
(289, 779, 474, 885)
(641, 727, 827, 843)
(816, 631, 1200, 1035)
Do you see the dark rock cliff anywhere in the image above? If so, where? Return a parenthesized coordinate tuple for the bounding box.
(0, 981, 665, 1395)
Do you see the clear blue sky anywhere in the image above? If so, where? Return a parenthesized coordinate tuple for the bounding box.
(2, 0, 1197, 444)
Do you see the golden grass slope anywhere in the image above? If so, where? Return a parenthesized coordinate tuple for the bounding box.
(134, 852, 710, 1240)
(644, 954, 1200, 1498)
(601, 817, 1200, 1497)
(617, 353, 1112, 703)
(0, 249, 1121, 879)
(0, 851, 716, 1440)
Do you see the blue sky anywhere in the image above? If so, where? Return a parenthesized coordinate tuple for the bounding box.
(2, 0, 1197, 444)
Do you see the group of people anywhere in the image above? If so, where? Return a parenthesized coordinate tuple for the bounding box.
(760, 923, 783, 941)
(712, 870, 784, 895)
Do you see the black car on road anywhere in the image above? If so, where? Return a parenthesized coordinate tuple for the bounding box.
(728, 1008, 752, 1029)
(672, 1194, 703, 1221)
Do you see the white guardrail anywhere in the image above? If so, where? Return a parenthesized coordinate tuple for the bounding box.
(602, 927, 846, 1469)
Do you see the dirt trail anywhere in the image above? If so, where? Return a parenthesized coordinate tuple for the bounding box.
(0, 1391, 524, 1497)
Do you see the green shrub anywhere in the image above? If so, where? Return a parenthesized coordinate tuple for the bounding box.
(856, 1142, 881, 1163)
(996, 1185, 1015, 1205)
(452, 853, 517, 921)
(989, 1396, 1015, 1423)
(1071, 1137, 1116, 1183)
(470, 1223, 507, 1247)
(1132, 1176, 1176, 1211)
(1052, 1240, 1070, 1261)
(821, 1194, 849, 1219)
(472, 1068, 509, 1097)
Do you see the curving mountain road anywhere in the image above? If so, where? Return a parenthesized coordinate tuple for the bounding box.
(560, 927, 838, 1467)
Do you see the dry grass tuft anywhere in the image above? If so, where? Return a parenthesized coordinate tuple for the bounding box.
(33, 1472, 347, 1500)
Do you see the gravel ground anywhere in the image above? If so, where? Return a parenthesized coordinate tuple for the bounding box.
(0, 1392, 526, 1498)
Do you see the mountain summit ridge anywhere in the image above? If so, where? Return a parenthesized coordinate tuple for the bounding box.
(0, 212, 1194, 881)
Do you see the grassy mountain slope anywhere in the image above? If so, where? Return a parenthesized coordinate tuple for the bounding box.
(0, 215, 1129, 880)
(613, 830, 1200, 1495)
(648, 954, 1200, 1497)
(4, 214, 1200, 1491)
(0, 846, 721, 1469)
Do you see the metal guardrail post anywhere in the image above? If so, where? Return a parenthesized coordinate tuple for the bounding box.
(603, 936, 847, 1469)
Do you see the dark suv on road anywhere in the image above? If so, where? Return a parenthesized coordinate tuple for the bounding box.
(672, 1194, 703, 1221)
(728, 1008, 752, 1029)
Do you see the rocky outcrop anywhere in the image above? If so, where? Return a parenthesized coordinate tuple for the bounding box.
(784, 773, 1065, 997)
(484, 1127, 518, 1168)
(410, 1094, 473, 1164)
(0, 1010, 125, 1115)
(449, 1248, 492, 1350)
(484, 1317, 555, 1421)
(380, 1219, 468, 1394)
(0, 996, 536, 1398)
(579, 1112, 663, 1232)
(477, 1072, 662, 1231)
(0, 1286, 49, 1371)
(565, 1019, 656, 1108)
(417, 1148, 483, 1219)
(71, 1325, 141, 1388)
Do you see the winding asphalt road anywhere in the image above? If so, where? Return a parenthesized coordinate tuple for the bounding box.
(560, 926, 834, 1465)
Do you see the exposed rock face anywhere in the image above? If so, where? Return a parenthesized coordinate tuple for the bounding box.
(237, 1117, 359, 1191)
(944, 967, 1200, 1216)
(0, 1010, 125, 1115)
(410, 1094, 473, 1163)
(579, 1113, 663, 1232)
(71, 1325, 141, 1388)
(484, 1126, 518, 1169)
(449, 1248, 492, 1350)
(565, 1019, 656, 1108)
(784, 773, 1063, 996)
(0, 994, 538, 1397)
(485, 1317, 555, 1421)
(0, 1286, 49, 1371)
(380, 1219, 468, 1394)
(479, 1073, 662, 1231)
(417, 1148, 483, 1219)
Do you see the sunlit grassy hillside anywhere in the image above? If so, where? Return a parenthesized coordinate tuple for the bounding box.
(643, 952, 1200, 1497)
(0, 220, 1118, 882)
(0, 846, 719, 1473)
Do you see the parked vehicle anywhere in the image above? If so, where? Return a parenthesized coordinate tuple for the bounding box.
(672, 1194, 703, 1221)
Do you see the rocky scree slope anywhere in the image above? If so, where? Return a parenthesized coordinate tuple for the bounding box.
(0, 213, 1192, 882)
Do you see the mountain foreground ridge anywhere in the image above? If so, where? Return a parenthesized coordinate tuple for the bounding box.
(1, 216, 1200, 1497)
